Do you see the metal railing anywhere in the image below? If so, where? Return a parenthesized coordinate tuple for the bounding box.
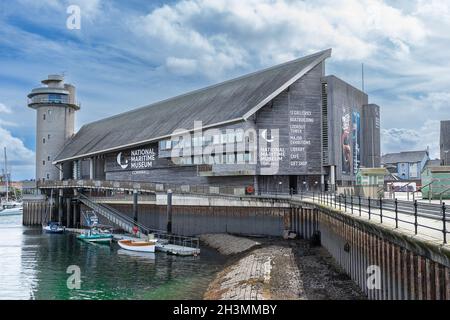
(39, 180, 449, 244)
(310, 191, 449, 244)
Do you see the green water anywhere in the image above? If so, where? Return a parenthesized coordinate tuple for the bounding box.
(0, 215, 226, 300)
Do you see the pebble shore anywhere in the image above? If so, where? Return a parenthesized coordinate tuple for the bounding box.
(200, 234, 365, 300)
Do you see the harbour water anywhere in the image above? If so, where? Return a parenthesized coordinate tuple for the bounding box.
(0, 215, 226, 300)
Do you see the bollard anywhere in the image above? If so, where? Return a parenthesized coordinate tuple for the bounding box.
(379, 197, 383, 224)
(414, 200, 418, 235)
(358, 196, 361, 216)
(395, 198, 398, 229)
(351, 196, 353, 214)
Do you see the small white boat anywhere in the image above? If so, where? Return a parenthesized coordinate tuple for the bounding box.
(43, 222, 65, 234)
(0, 205, 23, 216)
(118, 239, 157, 253)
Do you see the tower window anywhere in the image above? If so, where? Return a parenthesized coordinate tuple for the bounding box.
(43, 160, 45, 165)
(48, 134, 51, 140)
(46, 174, 50, 179)
(43, 114, 46, 120)
(48, 156, 51, 161)
(43, 138, 46, 144)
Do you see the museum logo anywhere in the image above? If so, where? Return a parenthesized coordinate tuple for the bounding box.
(116, 148, 156, 170)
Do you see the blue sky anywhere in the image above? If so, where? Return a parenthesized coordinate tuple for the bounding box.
(0, 0, 449, 180)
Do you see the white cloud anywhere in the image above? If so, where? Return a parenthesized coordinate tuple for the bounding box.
(0, 103, 12, 114)
(132, 0, 427, 77)
(381, 120, 440, 158)
(0, 126, 35, 180)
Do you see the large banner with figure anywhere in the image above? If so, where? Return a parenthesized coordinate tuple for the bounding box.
(352, 111, 361, 174)
(341, 108, 352, 174)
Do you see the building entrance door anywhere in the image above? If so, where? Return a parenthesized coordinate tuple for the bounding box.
(289, 176, 298, 194)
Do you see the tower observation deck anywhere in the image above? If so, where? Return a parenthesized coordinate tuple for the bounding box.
(27, 75, 80, 181)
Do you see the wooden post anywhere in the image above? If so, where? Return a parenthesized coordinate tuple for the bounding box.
(133, 189, 138, 223)
(167, 189, 173, 234)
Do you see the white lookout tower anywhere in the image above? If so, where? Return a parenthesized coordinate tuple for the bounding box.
(27, 75, 79, 182)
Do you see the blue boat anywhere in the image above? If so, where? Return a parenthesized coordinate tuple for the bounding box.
(77, 226, 113, 245)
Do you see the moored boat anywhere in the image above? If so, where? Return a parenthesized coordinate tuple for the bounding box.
(43, 222, 65, 234)
(77, 226, 113, 244)
(77, 232, 113, 244)
(118, 239, 157, 253)
(0, 203, 23, 216)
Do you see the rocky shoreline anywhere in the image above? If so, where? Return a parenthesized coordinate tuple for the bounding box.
(200, 234, 365, 300)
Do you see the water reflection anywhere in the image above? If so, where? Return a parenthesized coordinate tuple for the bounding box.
(0, 215, 225, 300)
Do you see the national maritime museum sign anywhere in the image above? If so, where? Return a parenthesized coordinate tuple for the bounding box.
(105, 144, 158, 172)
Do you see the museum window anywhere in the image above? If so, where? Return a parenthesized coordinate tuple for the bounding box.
(43, 160, 45, 165)
(181, 156, 192, 165)
(220, 133, 228, 144)
(235, 130, 244, 143)
(159, 140, 172, 151)
(203, 135, 212, 146)
(46, 173, 50, 179)
(43, 114, 46, 120)
(213, 154, 222, 164)
(43, 138, 46, 144)
(48, 134, 51, 140)
(227, 153, 236, 164)
(48, 156, 51, 161)
(213, 134, 220, 145)
(193, 155, 202, 164)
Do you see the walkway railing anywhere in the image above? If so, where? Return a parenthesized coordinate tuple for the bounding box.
(308, 191, 449, 244)
(38, 180, 449, 244)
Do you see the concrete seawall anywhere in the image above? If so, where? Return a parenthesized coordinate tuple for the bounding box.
(289, 202, 450, 300)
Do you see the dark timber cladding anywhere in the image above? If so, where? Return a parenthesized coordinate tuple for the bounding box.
(441, 120, 450, 165)
(53, 48, 381, 192)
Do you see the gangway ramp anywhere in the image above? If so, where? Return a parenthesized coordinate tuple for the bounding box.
(78, 194, 200, 255)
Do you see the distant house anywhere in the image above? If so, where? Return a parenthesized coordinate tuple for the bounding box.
(421, 166, 450, 200)
(355, 167, 388, 198)
(381, 150, 430, 184)
(423, 159, 441, 171)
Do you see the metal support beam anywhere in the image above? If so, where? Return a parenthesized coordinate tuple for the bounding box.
(133, 189, 138, 223)
(167, 189, 173, 234)
(58, 189, 63, 224)
(66, 197, 71, 228)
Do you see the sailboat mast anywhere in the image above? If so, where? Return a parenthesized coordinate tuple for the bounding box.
(4, 147, 8, 203)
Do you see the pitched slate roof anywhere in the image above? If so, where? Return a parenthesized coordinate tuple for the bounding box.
(381, 150, 429, 164)
(54, 49, 331, 163)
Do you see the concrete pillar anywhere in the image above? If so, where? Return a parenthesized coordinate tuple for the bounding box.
(59, 164, 63, 181)
(89, 158, 94, 180)
(167, 189, 173, 234)
(330, 165, 336, 192)
(73, 189, 79, 228)
(66, 198, 72, 228)
(58, 189, 63, 224)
